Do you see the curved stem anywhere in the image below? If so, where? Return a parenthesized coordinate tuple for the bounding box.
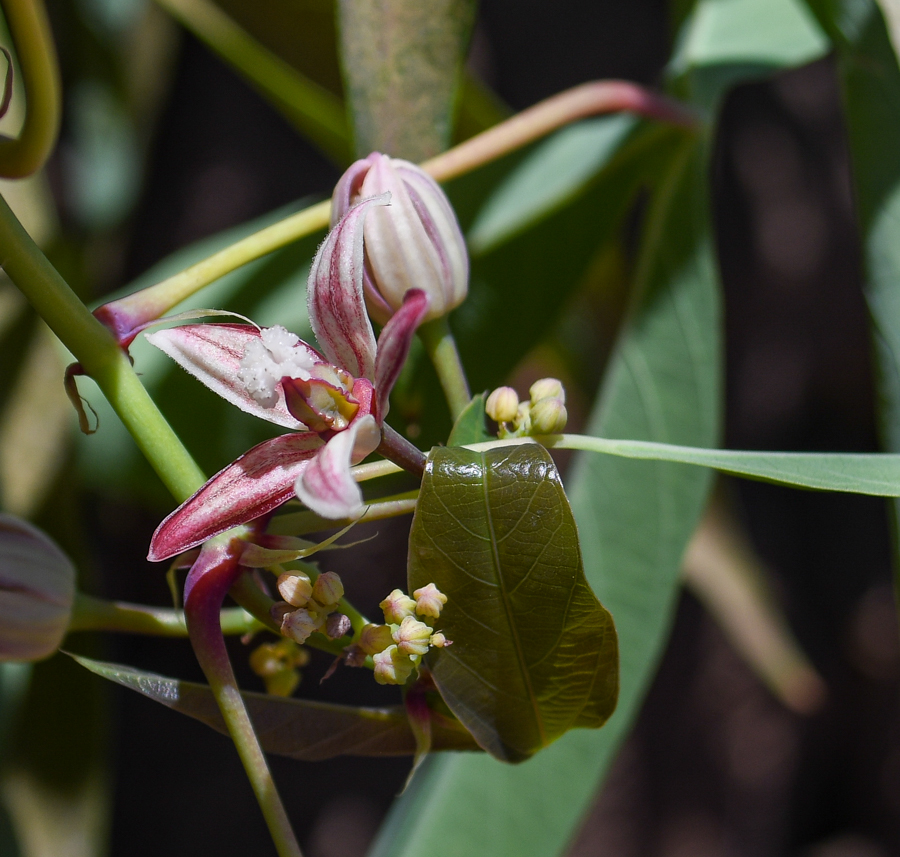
(185, 539, 303, 857)
(0, 0, 61, 177)
(417, 317, 471, 420)
(377, 424, 426, 477)
(422, 79, 701, 183)
(68, 593, 261, 637)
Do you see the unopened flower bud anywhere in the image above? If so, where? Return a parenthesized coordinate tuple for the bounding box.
(277, 572, 312, 607)
(0, 515, 75, 661)
(248, 643, 284, 677)
(380, 588, 417, 624)
(530, 397, 568, 434)
(324, 613, 352, 639)
(392, 615, 434, 657)
(332, 152, 468, 324)
(529, 377, 565, 405)
(430, 632, 452, 648)
(281, 608, 324, 645)
(372, 645, 416, 686)
(312, 571, 344, 607)
(413, 583, 448, 619)
(485, 387, 520, 423)
(264, 669, 300, 697)
(358, 623, 394, 655)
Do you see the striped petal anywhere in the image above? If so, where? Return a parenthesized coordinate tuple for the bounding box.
(294, 415, 381, 519)
(373, 288, 429, 420)
(146, 324, 313, 429)
(307, 194, 388, 381)
(149, 433, 323, 561)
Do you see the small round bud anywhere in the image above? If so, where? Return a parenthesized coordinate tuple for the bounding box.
(281, 608, 324, 645)
(0, 515, 76, 662)
(332, 153, 468, 324)
(324, 613, 352, 639)
(264, 669, 300, 697)
(277, 572, 313, 607)
(529, 397, 568, 434)
(248, 643, 284, 677)
(358, 623, 394, 655)
(529, 377, 565, 405)
(312, 571, 344, 607)
(392, 615, 434, 657)
(373, 645, 416, 686)
(380, 589, 417, 624)
(429, 632, 452, 648)
(485, 387, 520, 423)
(413, 583, 448, 619)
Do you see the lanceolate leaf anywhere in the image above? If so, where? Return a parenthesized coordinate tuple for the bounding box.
(71, 655, 480, 760)
(798, 0, 900, 582)
(408, 444, 619, 762)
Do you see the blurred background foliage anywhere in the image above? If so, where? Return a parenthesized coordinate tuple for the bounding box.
(0, 0, 899, 855)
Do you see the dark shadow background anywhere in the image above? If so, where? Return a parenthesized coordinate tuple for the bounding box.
(39, 1, 900, 855)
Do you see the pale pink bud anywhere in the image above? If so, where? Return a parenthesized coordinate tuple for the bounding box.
(312, 571, 344, 607)
(358, 623, 394, 655)
(281, 608, 324, 645)
(372, 645, 416, 686)
(485, 387, 520, 423)
(277, 572, 313, 607)
(530, 397, 568, 434)
(332, 153, 468, 324)
(413, 583, 448, 619)
(392, 615, 434, 657)
(0, 515, 75, 662)
(430, 632, 451, 648)
(380, 588, 417, 624)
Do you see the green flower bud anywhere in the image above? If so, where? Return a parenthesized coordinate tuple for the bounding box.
(485, 387, 520, 423)
(429, 632, 451, 648)
(264, 669, 300, 697)
(312, 571, 344, 607)
(413, 583, 448, 619)
(380, 588, 417, 624)
(358, 623, 394, 655)
(276, 572, 312, 607)
(372, 645, 416, 686)
(529, 377, 565, 405)
(392, 615, 434, 657)
(0, 515, 75, 662)
(529, 397, 568, 434)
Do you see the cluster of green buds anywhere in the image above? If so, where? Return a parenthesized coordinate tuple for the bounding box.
(485, 378, 568, 438)
(271, 570, 352, 645)
(248, 638, 311, 697)
(358, 584, 451, 686)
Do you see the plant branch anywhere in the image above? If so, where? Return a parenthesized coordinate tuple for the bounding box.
(0, 0, 61, 177)
(417, 316, 471, 420)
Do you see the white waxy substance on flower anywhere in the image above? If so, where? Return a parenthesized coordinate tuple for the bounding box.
(238, 326, 316, 407)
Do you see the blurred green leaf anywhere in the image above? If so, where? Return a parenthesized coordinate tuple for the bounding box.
(799, 0, 900, 582)
(72, 654, 482, 759)
(337, 0, 477, 160)
(408, 444, 618, 762)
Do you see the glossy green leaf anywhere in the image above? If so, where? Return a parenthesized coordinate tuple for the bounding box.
(408, 444, 619, 762)
(799, 0, 900, 584)
(446, 393, 492, 446)
(337, 0, 477, 160)
(71, 655, 481, 760)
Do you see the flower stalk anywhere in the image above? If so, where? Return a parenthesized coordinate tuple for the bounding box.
(417, 316, 471, 420)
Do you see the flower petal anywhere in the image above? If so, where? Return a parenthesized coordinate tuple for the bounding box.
(308, 194, 388, 381)
(294, 415, 381, 519)
(373, 288, 430, 419)
(149, 433, 323, 561)
(145, 324, 313, 429)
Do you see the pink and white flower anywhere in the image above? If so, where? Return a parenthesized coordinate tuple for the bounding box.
(145, 195, 429, 562)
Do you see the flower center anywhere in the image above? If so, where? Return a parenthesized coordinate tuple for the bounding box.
(238, 326, 317, 408)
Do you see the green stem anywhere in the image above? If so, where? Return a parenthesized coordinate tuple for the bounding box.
(0, 192, 206, 501)
(69, 593, 261, 636)
(418, 317, 471, 420)
(0, 0, 61, 178)
(269, 490, 419, 536)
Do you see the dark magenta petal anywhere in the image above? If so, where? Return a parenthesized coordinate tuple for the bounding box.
(373, 289, 430, 419)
